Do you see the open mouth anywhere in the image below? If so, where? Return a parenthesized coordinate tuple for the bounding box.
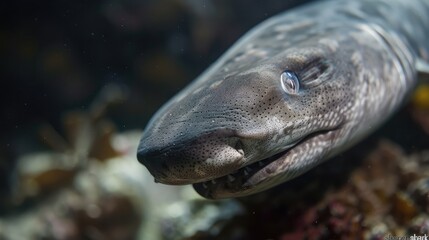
(193, 148, 286, 195)
(193, 128, 338, 198)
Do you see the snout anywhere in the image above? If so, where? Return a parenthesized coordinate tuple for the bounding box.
(137, 132, 246, 184)
(137, 145, 172, 182)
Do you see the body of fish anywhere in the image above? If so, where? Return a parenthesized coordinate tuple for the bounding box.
(137, 0, 429, 198)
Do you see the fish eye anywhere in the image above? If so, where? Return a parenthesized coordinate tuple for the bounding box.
(280, 70, 300, 94)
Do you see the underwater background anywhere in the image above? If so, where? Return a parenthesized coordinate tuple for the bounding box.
(2, 0, 429, 239)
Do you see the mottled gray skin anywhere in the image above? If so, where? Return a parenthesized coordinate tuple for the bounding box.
(137, 0, 429, 198)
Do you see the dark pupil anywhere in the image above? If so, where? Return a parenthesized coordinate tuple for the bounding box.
(287, 77, 295, 89)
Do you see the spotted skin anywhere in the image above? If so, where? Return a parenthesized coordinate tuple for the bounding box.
(137, 0, 429, 198)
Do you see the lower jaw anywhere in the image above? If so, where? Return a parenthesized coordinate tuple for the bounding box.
(192, 148, 290, 198)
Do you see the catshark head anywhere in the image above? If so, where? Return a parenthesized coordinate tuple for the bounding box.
(137, 36, 358, 198)
(137, 12, 415, 198)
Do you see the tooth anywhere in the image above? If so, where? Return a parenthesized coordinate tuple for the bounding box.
(237, 149, 244, 155)
(227, 175, 235, 182)
(211, 179, 217, 184)
(245, 166, 252, 171)
(243, 169, 249, 176)
(202, 183, 208, 189)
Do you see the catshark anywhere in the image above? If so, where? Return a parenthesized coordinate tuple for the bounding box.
(137, 0, 429, 199)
